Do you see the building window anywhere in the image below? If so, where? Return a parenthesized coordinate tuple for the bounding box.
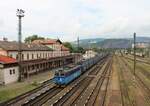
(22, 54, 24, 60)
(43, 53, 45, 58)
(37, 64, 39, 68)
(9, 54, 13, 58)
(16, 54, 18, 60)
(27, 54, 29, 60)
(32, 65, 35, 70)
(46, 53, 47, 58)
(10, 70, 12, 75)
(40, 53, 41, 58)
(32, 54, 34, 59)
(37, 54, 38, 58)
(13, 69, 15, 74)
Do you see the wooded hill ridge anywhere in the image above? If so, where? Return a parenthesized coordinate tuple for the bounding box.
(71, 37, 150, 48)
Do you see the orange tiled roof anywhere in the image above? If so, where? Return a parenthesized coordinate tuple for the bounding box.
(32, 39, 60, 44)
(0, 41, 51, 51)
(0, 55, 17, 64)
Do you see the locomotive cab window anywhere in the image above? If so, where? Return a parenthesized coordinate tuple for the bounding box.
(55, 72, 59, 76)
(61, 73, 65, 76)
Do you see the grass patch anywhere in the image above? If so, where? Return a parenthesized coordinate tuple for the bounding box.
(0, 84, 38, 103)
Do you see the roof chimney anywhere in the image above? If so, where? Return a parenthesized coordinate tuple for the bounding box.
(3, 37, 8, 41)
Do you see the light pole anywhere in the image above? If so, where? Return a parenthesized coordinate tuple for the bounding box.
(16, 9, 25, 82)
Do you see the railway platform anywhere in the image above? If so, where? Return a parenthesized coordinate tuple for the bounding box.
(0, 69, 54, 103)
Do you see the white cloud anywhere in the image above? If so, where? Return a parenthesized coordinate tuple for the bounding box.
(0, 0, 150, 41)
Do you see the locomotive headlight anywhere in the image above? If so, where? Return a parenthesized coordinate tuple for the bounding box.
(59, 78, 62, 81)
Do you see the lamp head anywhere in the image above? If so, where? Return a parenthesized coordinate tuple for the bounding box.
(16, 9, 25, 17)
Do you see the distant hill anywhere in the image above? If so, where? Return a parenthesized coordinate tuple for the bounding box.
(72, 38, 104, 48)
(97, 39, 132, 48)
(135, 37, 150, 42)
(71, 37, 150, 49)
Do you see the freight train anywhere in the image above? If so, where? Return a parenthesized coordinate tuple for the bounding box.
(53, 54, 108, 86)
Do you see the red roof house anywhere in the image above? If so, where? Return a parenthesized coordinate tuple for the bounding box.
(0, 55, 17, 64)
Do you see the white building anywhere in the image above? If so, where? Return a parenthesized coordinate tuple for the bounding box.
(0, 41, 53, 61)
(0, 55, 18, 84)
(83, 50, 97, 59)
(0, 39, 70, 61)
(0, 39, 81, 84)
(32, 39, 70, 57)
(132, 42, 149, 49)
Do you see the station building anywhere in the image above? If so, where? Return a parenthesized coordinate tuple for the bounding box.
(0, 39, 81, 84)
(32, 39, 70, 57)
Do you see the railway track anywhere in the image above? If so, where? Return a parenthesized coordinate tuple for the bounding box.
(86, 58, 112, 106)
(0, 79, 54, 106)
(42, 56, 110, 106)
(118, 56, 150, 106)
(51, 57, 112, 106)
(121, 57, 150, 104)
(89, 57, 107, 75)
(23, 87, 63, 106)
(53, 77, 94, 106)
(121, 57, 150, 93)
(23, 56, 110, 106)
(124, 55, 150, 65)
(114, 55, 124, 106)
(116, 56, 133, 106)
(0, 55, 109, 106)
(125, 57, 150, 80)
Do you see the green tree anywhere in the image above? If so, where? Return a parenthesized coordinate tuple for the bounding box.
(24, 35, 45, 43)
(75, 47, 85, 53)
(63, 42, 74, 53)
(63, 42, 85, 53)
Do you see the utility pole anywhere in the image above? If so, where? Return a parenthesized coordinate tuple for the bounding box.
(61, 45, 64, 69)
(16, 9, 25, 82)
(149, 42, 150, 58)
(77, 36, 79, 52)
(77, 36, 79, 63)
(133, 32, 136, 75)
(88, 40, 90, 58)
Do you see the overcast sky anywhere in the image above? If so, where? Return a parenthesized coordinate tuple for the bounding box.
(0, 0, 150, 41)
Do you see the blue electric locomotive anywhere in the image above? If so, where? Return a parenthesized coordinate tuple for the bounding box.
(53, 65, 82, 85)
(53, 54, 107, 86)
